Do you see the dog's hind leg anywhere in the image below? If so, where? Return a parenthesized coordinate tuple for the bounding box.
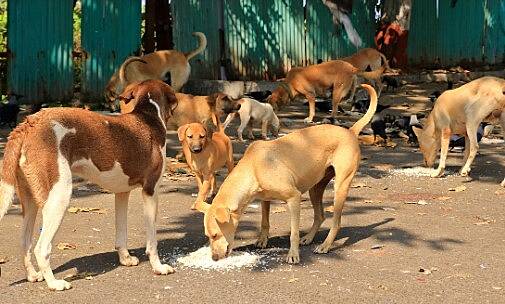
(285, 190, 302, 264)
(460, 123, 480, 177)
(142, 190, 174, 275)
(34, 169, 73, 291)
(237, 111, 251, 141)
(222, 113, 236, 130)
(314, 164, 355, 254)
(301, 170, 334, 246)
(261, 119, 269, 140)
(255, 201, 271, 248)
(18, 184, 42, 283)
(115, 191, 139, 267)
(431, 128, 451, 178)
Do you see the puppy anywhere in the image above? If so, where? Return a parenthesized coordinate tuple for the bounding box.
(0, 80, 178, 291)
(371, 113, 387, 142)
(178, 116, 234, 209)
(196, 84, 377, 264)
(222, 97, 280, 141)
(105, 32, 207, 101)
(412, 76, 505, 179)
(381, 75, 400, 92)
(267, 60, 385, 123)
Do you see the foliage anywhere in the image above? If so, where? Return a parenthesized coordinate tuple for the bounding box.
(0, 0, 6, 53)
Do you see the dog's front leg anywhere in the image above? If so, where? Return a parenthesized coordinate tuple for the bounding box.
(431, 128, 451, 178)
(255, 201, 271, 248)
(115, 191, 139, 267)
(142, 190, 174, 275)
(286, 192, 302, 264)
(261, 119, 269, 140)
(460, 124, 479, 176)
(304, 95, 316, 123)
(222, 113, 236, 130)
(192, 175, 212, 210)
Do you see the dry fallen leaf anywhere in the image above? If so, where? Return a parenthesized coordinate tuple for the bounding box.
(385, 140, 397, 148)
(288, 278, 299, 283)
(324, 206, 334, 213)
(436, 196, 452, 201)
(494, 189, 505, 195)
(405, 200, 428, 205)
(371, 244, 384, 250)
(0, 256, 7, 264)
(448, 185, 466, 192)
(57, 242, 77, 250)
(68, 207, 106, 214)
(372, 163, 394, 171)
(351, 182, 369, 188)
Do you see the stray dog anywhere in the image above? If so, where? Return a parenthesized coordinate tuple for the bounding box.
(196, 84, 377, 263)
(178, 116, 234, 209)
(121, 90, 234, 130)
(267, 60, 385, 123)
(382, 75, 400, 92)
(222, 97, 280, 141)
(105, 32, 207, 101)
(371, 112, 388, 142)
(0, 80, 178, 291)
(412, 76, 505, 179)
(342, 48, 389, 97)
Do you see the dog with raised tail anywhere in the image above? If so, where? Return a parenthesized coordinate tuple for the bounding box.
(195, 84, 378, 264)
(105, 32, 207, 102)
(0, 80, 178, 291)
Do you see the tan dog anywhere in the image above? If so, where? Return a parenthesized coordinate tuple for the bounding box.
(105, 32, 207, 101)
(342, 48, 389, 99)
(267, 60, 384, 123)
(178, 117, 234, 209)
(412, 76, 505, 179)
(196, 84, 377, 263)
(222, 97, 280, 141)
(0, 80, 178, 291)
(121, 90, 234, 130)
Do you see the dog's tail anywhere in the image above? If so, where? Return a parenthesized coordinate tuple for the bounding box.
(358, 65, 386, 81)
(185, 32, 207, 60)
(349, 84, 378, 136)
(0, 128, 23, 221)
(118, 57, 147, 84)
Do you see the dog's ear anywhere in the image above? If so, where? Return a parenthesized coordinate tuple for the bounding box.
(161, 83, 178, 116)
(412, 126, 423, 138)
(195, 201, 211, 213)
(202, 117, 217, 137)
(177, 125, 189, 142)
(214, 207, 231, 223)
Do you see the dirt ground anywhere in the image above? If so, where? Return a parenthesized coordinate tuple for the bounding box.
(1, 81, 504, 303)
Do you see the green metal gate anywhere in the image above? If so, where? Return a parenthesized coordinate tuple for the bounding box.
(81, 0, 141, 101)
(7, 0, 74, 103)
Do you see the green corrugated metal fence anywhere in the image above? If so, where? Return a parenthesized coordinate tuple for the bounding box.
(306, 0, 376, 64)
(171, 0, 221, 79)
(81, 0, 141, 101)
(8, 0, 74, 103)
(408, 0, 504, 65)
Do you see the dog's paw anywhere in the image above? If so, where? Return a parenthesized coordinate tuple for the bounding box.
(501, 178, 505, 187)
(285, 250, 300, 264)
(153, 264, 175, 275)
(119, 255, 139, 267)
(300, 234, 314, 246)
(303, 117, 314, 124)
(430, 168, 445, 178)
(27, 271, 44, 283)
(313, 243, 331, 254)
(47, 279, 72, 291)
(460, 167, 471, 177)
(255, 235, 269, 248)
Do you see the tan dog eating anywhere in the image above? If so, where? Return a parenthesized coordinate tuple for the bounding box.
(105, 32, 207, 101)
(0, 80, 177, 291)
(413, 76, 505, 179)
(178, 116, 234, 210)
(196, 84, 377, 263)
(267, 60, 384, 123)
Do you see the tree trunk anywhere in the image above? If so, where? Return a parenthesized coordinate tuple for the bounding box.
(142, 0, 156, 54)
(155, 0, 173, 50)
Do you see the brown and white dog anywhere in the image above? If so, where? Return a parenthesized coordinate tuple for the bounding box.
(267, 60, 385, 123)
(342, 48, 389, 99)
(105, 32, 207, 101)
(0, 80, 178, 291)
(412, 76, 505, 180)
(178, 116, 234, 210)
(196, 84, 377, 263)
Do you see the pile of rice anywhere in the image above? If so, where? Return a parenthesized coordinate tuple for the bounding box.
(176, 246, 262, 271)
(389, 166, 436, 177)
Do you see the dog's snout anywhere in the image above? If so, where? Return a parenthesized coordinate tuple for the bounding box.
(212, 254, 219, 261)
(191, 146, 202, 153)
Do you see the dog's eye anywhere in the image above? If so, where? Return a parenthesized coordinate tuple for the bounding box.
(188, 135, 193, 139)
(200, 134, 205, 138)
(211, 233, 218, 239)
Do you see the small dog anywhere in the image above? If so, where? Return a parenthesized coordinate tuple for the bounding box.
(178, 116, 234, 209)
(381, 75, 400, 92)
(105, 32, 207, 101)
(0, 80, 178, 291)
(222, 97, 280, 141)
(371, 113, 388, 142)
(412, 76, 505, 179)
(267, 60, 385, 123)
(195, 84, 377, 264)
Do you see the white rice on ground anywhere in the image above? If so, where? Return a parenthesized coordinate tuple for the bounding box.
(389, 166, 437, 177)
(176, 246, 269, 271)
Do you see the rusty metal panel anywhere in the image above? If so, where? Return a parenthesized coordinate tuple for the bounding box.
(7, 0, 74, 104)
(171, 0, 221, 80)
(305, 0, 377, 64)
(224, 0, 305, 80)
(81, 0, 141, 101)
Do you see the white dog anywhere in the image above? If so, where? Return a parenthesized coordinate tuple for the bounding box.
(223, 97, 280, 141)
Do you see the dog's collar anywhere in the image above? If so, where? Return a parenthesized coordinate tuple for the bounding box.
(278, 82, 294, 100)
